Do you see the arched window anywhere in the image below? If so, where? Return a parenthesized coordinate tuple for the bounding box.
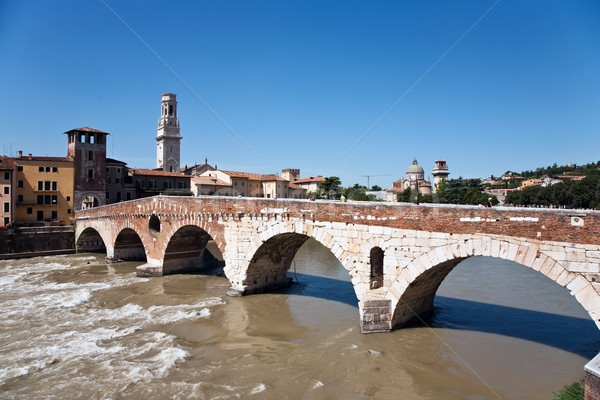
(370, 247, 384, 289)
(169, 104, 173, 115)
(149, 214, 161, 232)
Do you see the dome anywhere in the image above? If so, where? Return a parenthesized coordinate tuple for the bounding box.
(406, 158, 424, 175)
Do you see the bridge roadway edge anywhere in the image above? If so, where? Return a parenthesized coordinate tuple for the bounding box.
(75, 196, 600, 398)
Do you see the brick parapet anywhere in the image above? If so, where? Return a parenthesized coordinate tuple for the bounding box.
(76, 196, 600, 245)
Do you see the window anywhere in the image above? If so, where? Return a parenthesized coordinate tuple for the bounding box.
(51, 210, 57, 221)
(169, 104, 173, 115)
(88, 151, 94, 161)
(66, 196, 70, 202)
(116, 192, 121, 202)
(68, 209, 71, 214)
(106, 192, 110, 199)
(52, 181, 57, 191)
(80, 134, 86, 143)
(90, 135, 95, 144)
(115, 178, 121, 184)
(17, 166, 23, 172)
(52, 167, 57, 173)
(106, 178, 111, 184)
(116, 168, 121, 174)
(37, 195, 43, 205)
(18, 180, 23, 188)
(234, 181, 238, 186)
(27, 207, 32, 214)
(369, 247, 384, 289)
(3, 172, 8, 180)
(38, 181, 43, 191)
(44, 195, 50, 205)
(163, 181, 171, 189)
(51, 195, 57, 204)
(39, 166, 44, 172)
(37, 210, 44, 221)
(4, 217, 8, 226)
(126, 192, 131, 200)
(18, 195, 23, 202)
(45, 167, 51, 172)
(106, 167, 110, 173)
(149, 180, 156, 189)
(88, 169, 94, 179)
(3, 202, 8, 212)
(241, 182, 245, 186)
(3, 187, 8, 195)
(44, 181, 50, 191)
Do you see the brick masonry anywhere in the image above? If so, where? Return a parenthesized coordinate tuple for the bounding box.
(75, 196, 600, 331)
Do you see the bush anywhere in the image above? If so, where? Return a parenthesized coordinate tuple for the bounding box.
(552, 380, 584, 400)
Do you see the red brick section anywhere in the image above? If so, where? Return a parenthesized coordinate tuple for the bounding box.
(586, 371, 600, 400)
(76, 196, 600, 246)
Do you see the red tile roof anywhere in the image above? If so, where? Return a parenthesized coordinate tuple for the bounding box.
(192, 176, 230, 186)
(220, 170, 288, 181)
(64, 127, 110, 134)
(130, 168, 189, 178)
(293, 176, 325, 184)
(16, 156, 73, 162)
(288, 182, 307, 190)
(0, 157, 15, 170)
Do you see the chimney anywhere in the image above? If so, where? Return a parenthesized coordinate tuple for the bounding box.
(28, 153, 32, 160)
(18, 150, 23, 158)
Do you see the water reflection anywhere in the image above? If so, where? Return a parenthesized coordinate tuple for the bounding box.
(433, 296, 600, 358)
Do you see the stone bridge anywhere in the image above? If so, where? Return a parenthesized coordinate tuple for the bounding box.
(75, 195, 600, 334)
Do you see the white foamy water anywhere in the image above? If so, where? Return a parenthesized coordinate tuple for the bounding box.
(0, 255, 224, 397)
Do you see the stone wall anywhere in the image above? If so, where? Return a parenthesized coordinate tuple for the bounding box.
(0, 226, 75, 256)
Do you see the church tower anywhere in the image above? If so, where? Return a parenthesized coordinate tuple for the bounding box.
(432, 160, 449, 192)
(156, 93, 182, 172)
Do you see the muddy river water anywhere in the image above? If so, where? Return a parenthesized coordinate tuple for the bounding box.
(1, 238, 599, 399)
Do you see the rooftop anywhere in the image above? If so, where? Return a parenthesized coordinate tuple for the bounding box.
(130, 168, 189, 178)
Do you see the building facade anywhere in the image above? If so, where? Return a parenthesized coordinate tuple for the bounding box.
(129, 168, 191, 198)
(156, 93, 182, 173)
(0, 157, 15, 227)
(13, 154, 74, 226)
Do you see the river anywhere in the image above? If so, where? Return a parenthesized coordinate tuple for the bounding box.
(1, 238, 599, 399)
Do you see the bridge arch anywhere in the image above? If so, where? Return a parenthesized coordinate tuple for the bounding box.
(161, 224, 224, 275)
(387, 236, 600, 330)
(75, 226, 107, 254)
(113, 227, 147, 262)
(230, 222, 362, 296)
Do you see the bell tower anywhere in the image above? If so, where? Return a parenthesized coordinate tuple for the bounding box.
(156, 93, 182, 172)
(432, 160, 449, 193)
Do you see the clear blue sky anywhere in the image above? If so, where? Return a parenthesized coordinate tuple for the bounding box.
(1, 1, 599, 189)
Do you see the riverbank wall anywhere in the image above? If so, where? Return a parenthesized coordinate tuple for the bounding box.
(0, 226, 75, 260)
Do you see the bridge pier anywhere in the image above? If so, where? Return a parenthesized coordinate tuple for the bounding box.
(360, 299, 392, 333)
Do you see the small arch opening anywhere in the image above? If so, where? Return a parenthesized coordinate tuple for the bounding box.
(149, 214, 161, 232)
(370, 246, 384, 289)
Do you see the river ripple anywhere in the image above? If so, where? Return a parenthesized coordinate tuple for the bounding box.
(1, 238, 599, 399)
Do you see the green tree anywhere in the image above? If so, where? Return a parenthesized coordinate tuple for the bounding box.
(317, 176, 342, 199)
(371, 185, 382, 191)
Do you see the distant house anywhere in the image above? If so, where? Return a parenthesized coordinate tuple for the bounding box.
(129, 168, 192, 198)
(196, 169, 308, 199)
(291, 176, 325, 194)
(520, 178, 543, 189)
(181, 158, 216, 176)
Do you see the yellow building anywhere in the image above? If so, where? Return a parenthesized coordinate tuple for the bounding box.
(0, 157, 15, 227)
(14, 154, 74, 226)
(196, 170, 307, 199)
